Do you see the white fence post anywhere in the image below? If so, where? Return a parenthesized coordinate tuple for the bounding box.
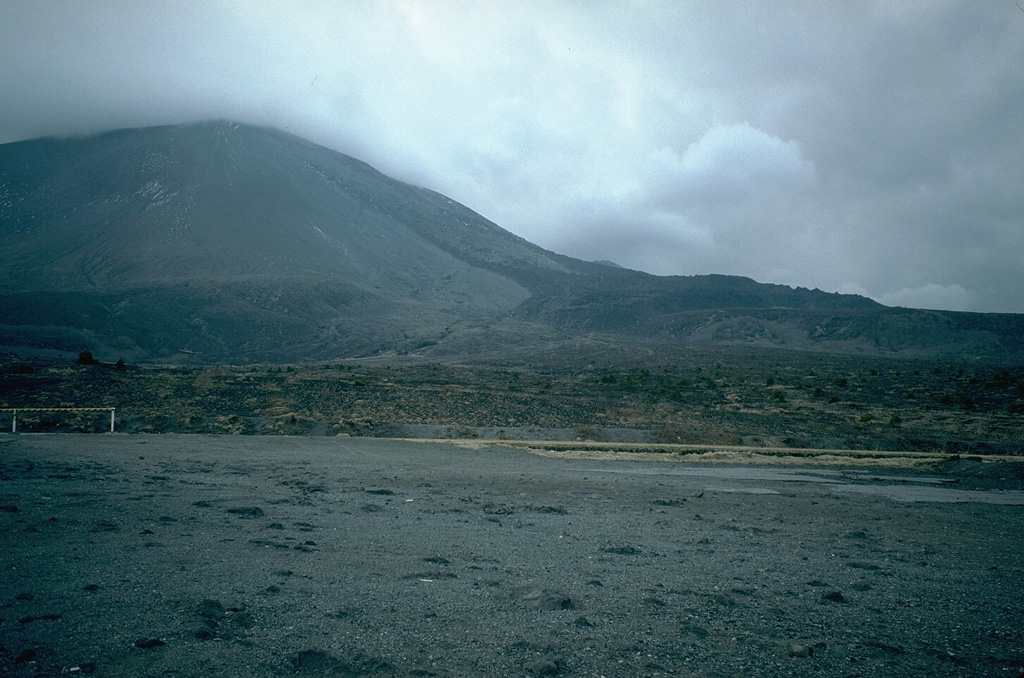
(2, 407, 117, 433)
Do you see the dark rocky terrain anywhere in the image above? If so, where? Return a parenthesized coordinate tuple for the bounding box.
(3, 346, 1023, 457)
(3, 121, 1022, 364)
(2, 435, 1022, 677)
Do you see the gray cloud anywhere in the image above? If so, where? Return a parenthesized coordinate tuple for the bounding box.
(2, 1, 1022, 312)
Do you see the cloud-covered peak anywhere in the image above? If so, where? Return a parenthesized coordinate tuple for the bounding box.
(1, 2, 1021, 312)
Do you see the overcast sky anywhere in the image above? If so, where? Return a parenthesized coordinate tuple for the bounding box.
(2, 1, 1023, 313)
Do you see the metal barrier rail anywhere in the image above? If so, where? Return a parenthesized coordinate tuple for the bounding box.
(1, 408, 116, 433)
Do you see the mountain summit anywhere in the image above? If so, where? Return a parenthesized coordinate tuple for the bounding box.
(2, 121, 1016, 363)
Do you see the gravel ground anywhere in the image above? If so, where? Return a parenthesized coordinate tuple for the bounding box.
(1, 434, 1022, 677)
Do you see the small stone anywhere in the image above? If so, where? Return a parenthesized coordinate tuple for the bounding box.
(197, 599, 225, 620)
(822, 590, 847, 603)
(292, 649, 342, 672)
(526, 658, 562, 675)
(135, 637, 165, 649)
(521, 590, 574, 611)
(15, 649, 36, 663)
(789, 641, 827, 658)
(226, 506, 264, 518)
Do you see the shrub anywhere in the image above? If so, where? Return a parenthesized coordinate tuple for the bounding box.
(77, 351, 99, 365)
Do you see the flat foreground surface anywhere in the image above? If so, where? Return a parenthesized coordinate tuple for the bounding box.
(1, 435, 1022, 677)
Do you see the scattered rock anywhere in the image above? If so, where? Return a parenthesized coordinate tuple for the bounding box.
(18, 613, 59, 623)
(423, 556, 450, 565)
(863, 640, 905, 655)
(291, 649, 392, 675)
(226, 506, 265, 518)
(134, 637, 165, 649)
(822, 590, 847, 603)
(788, 641, 826, 658)
(679, 622, 710, 639)
(481, 502, 514, 515)
(521, 590, 575, 611)
(197, 599, 225, 621)
(529, 505, 567, 514)
(602, 546, 641, 555)
(292, 649, 342, 672)
(526, 657, 562, 675)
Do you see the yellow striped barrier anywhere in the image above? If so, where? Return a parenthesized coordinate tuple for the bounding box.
(1, 408, 116, 433)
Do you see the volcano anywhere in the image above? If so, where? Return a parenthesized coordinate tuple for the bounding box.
(1, 121, 1018, 363)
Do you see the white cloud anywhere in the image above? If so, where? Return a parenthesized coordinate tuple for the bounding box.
(647, 123, 817, 207)
(879, 284, 973, 312)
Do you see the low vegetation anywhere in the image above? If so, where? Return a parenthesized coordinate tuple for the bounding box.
(2, 346, 1022, 455)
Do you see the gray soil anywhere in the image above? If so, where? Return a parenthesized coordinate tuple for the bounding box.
(1, 434, 1022, 677)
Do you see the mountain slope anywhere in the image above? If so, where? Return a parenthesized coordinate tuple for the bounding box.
(2, 121, 1018, 363)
